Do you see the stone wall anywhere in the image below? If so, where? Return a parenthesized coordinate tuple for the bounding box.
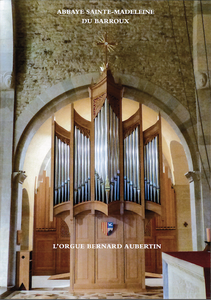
(14, 0, 196, 119)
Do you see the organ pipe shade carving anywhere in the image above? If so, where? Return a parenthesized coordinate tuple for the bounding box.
(94, 99, 120, 203)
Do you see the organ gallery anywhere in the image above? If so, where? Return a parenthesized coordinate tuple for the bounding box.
(49, 65, 163, 290)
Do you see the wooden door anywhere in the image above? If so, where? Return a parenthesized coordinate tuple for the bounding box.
(33, 171, 70, 275)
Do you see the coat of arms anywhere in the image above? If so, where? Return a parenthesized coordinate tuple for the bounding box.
(101, 222, 114, 236)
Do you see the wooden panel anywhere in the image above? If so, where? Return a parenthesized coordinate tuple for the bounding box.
(123, 109, 141, 138)
(34, 171, 71, 276)
(156, 234, 177, 274)
(125, 215, 137, 240)
(76, 214, 89, 240)
(124, 212, 144, 284)
(16, 251, 32, 290)
(145, 237, 156, 273)
(97, 249, 118, 280)
(75, 212, 94, 284)
(95, 212, 123, 284)
(125, 249, 139, 279)
(75, 248, 89, 280)
(55, 121, 70, 143)
(155, 167, 176, 229)
(56, 219, 70, 274)
(56, 247, 70, 274)
(33, 234, 56, 275)
(144, 219, 156, 273)
(35, 172, 56, 230)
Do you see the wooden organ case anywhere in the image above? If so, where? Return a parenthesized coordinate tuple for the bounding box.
(50, 68, 163, 291)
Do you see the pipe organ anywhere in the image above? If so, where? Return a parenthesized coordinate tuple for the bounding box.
(51, 69, 163, 215)
(50, 67, 163, 291)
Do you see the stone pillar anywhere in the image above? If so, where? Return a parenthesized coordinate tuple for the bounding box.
(193, 1, 211, 250)
(0, 0, 14, 288)
(7, 172, 27, 287)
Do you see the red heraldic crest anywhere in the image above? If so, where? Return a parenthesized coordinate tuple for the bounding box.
(101, 222, 114, 236)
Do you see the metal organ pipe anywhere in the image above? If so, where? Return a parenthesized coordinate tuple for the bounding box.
(73, 127, 91, 204)
(146, 142, 150, 200)
(94, 115, 98, 199)
(109, 106, 115, 202)
(77, 129, 81, 203)
(54, 125, 91, 207)
(133, 130, 137, 203)
(54, 136, 70, 205)
(116, 116, 120, 201)
(129, 133, 133, 201)
(67, 142, 70, 201)
(94, 101, 120, 203)
(155, 136, 160, 203)
(64, 143, 67, 201)
(136, 128, 140, 204)
(84, 136, 88, 202)
(144, 135, 160, 203)
(152, 138, 156, 203)
(113, 111, 117, 201)
(54, 136, 58, 205)
(87, 138, 91, 200)
(126, 135, 130, 201)
(74, 127, 78, 204)
(81, 133, 85, 202)
(58, 138, 61, 204)
(123, 126, 140, 204)
(124, 138, 127, 201)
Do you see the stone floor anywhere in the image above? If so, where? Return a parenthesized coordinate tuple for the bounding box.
(4, 277, 163, 299)
(5, 287, 163, 299)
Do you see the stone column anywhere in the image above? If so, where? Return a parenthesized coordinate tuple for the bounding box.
(8, 172, 27, 287)
(193, 1, 211, 250)
(0, 0, 14, 288)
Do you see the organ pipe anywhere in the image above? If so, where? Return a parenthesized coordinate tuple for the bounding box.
(73, 127, 91, 204)
(54, 135, 70, 205)
(52, 105, 161, 210)
(144, 135, 160, 203)
(124, 126, 140, 203)
(94, 99, 119, 203)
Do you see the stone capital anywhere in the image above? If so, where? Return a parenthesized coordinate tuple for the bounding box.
(184, 171, 200, 183)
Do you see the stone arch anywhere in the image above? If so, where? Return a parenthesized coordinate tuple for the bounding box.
(12, 72, 199, 263)
(14, 72, 196, 174)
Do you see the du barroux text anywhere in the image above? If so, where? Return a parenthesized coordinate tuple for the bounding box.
(53, 243, 161, 249)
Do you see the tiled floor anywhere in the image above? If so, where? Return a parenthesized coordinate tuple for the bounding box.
(5, 278, 163, 299)
(6, 288, 163, 299)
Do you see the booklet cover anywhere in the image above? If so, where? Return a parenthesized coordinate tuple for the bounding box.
(0, 0, 210, 299)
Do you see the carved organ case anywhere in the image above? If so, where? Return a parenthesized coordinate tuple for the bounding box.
(51, 68, 163, 290)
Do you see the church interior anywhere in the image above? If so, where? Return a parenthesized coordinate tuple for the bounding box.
(0, 0, 210, 299)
